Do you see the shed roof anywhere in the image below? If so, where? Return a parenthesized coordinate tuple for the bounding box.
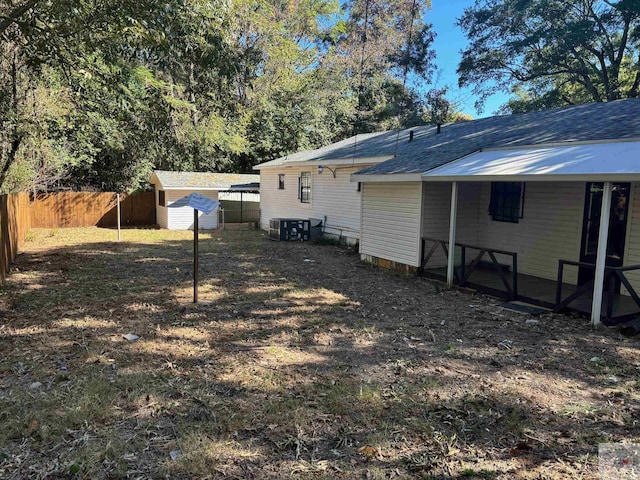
(150, 171, 260, 190)
(420, 141, 640, 182)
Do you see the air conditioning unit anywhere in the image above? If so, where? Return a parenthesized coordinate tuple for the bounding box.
(269, 218, 311, 241)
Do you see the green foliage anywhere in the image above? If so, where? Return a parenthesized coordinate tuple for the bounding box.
(0, 0, 440, 192)
(458, 0, 640, 112)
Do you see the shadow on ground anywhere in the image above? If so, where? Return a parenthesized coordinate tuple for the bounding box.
(0, 228, 638, 479)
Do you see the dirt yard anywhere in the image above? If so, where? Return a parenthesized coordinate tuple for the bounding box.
(0, 227, 638, 479)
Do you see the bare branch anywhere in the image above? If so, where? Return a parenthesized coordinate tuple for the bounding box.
(0, 0, 39, 36)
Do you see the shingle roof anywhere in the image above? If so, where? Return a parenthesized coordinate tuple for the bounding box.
(151, 171, 260, 190)
(357, 99, 640, 175)
(255, 129, 423, 168)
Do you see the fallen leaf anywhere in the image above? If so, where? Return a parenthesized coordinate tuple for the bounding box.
(358, 445, 382, 459)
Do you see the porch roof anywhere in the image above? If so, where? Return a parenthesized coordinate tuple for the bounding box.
(420, 140, 640, 182)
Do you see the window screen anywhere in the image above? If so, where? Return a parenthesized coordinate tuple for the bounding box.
(489, 182, 523, 223)
(278, 174, 285, 190)
(159, 190, 166, 207)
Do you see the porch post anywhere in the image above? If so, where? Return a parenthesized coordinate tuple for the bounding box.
(591, 181, 612, 327)
(447, 181, 458, 288)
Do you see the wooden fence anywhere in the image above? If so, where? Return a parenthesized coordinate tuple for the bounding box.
(30, 191, 156, 228)
(1, 192, 31, 282)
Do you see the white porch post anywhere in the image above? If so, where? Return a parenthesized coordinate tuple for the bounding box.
(591, 181, 613, 327)
(447, 181, 458, 288)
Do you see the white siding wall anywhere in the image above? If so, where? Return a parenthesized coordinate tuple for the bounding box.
(165, 189, 219, 230)
(259, 166, 364, 240)
(421, 182, 482, 267)
(474, 182, 584, 283)
(420, 181, 585, 283)
(155, 188, 168, 229)
(360, 182, 423, 267)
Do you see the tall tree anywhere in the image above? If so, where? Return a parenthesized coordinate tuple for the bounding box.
(457, 0, 640, 111)
(329, 0, 436, 132)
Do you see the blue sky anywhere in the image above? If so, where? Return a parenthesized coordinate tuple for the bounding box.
(426, 0, 508, 117)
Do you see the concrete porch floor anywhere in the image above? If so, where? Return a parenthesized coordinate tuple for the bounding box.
(423, 266, 640, 321)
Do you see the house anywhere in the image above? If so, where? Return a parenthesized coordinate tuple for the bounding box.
(149, 171, 260, 230)
(254, 130, 444, 244)
(257, 99, 640, 325)
(351, 99, 640, 326)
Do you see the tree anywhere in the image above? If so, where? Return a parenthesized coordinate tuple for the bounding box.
(0, 0, 440, 192)
(457, 0, 640, 111)
(328, 0, 437, 132)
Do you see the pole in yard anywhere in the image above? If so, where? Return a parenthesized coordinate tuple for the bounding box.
(117, 193, 121, 241)
(193, 209, 199, 304)
(240, 191, 243, 223)
(591, 181, 612, 327)
(446, 181, 458, 288)
(168, 193, 219, 305)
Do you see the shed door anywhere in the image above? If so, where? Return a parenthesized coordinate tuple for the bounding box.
(579, 182, 630, 287)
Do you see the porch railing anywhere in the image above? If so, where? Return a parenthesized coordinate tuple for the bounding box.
(555, 259, 640, 323)
(420, 237, 518, 300)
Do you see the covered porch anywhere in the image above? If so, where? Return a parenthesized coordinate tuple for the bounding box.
(418, 237, 640, 324)
(416, 142, 640, 326)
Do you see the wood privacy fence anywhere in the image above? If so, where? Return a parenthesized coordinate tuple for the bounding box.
(1, 193, 31, 282)
(1, 191, 155, 282)
(30, 191, 156, 228)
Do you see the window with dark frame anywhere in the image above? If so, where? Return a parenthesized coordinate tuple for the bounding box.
(278, 174, 285, 190)
(159, 190, 166, 207)
(489, 182, 523, 223)
(299, 171, 311, 203)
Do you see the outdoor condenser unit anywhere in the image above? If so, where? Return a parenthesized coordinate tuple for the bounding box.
(269, 218, 311, 241)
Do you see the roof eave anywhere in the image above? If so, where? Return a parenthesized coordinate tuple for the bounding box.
(421, 173, 640, 182)
(350, 172, 424, 182)
(256, 156, 392, 170)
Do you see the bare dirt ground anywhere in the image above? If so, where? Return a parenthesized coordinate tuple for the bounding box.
(0, 227, 638, 479)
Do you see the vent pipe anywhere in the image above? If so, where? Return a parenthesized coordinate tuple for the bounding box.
(409, 130, 414, 142)
(437, 123, 442, 134)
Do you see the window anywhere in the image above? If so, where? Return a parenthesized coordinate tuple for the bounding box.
(299, 171, 311, 203)
(159, 190, 166, 207)
(278, 174, 285, 190)
(489, 182, 524, 223)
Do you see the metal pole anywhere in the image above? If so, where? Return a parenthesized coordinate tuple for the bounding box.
(591, 181, 612, 327)
(193, 209, 199, 304)
(240, 191, 243, 223)
(447, 181, 458, 288)
(116, 193, 121, 241)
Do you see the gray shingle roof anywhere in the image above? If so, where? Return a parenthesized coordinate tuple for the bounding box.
(357, 99, 640, 175)
(151, 171, 260, 189)
(255, 129, 432, 168)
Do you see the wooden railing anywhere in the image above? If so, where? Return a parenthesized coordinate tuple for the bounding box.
(420, 237, 518, 300)
(555, 260, 640, 323)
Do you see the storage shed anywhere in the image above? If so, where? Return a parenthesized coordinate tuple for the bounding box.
(149, 171, 260, 230)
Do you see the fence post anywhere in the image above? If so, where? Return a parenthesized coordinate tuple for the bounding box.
(116, 193, 121, 241)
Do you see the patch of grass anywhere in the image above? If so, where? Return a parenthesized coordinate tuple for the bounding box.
(461, 468, 498, 479)
(0, 227, 636, 479)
